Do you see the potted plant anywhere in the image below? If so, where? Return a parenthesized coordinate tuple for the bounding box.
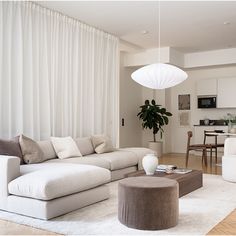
(223, 113, 236, 133)
(137, 99, 172, 156)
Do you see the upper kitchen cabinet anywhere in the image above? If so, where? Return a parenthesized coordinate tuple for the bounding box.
(217, 77, 236, 108)
(196, 79, 217, 96)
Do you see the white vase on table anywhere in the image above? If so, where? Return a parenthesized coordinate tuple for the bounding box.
(142, 153, 159, 175)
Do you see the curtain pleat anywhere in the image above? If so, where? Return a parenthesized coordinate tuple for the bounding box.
(0, 2, 119, 144)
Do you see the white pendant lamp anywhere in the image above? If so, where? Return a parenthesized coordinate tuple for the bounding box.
(131, 1, 188, 90)
(131, 63, 188, 89)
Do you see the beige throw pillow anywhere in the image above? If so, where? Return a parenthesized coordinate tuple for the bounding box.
(51, 136, 82, 159)
(75, 137, 95, 156)
(19, 135, 45, 164)
(91, 134, 114, 154)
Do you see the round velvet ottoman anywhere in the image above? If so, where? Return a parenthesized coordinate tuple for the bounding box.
(118, 176, 179, 230)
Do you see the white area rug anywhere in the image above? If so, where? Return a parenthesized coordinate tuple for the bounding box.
(0, 174, 236, 235)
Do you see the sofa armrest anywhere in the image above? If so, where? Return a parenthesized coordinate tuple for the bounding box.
(224, 138, 236, 156)
(0, 156, 20, 197)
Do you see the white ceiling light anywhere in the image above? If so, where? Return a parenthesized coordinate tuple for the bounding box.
(131, 63, 188, 89)
(131, 1, 188, 89)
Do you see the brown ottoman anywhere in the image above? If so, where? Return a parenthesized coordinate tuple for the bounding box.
(118, 176, 179, 230)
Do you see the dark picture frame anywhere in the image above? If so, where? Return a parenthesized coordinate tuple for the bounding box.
(178, 94, 190, 110)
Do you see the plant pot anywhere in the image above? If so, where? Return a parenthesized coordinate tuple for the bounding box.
(148, 141, 163, 158)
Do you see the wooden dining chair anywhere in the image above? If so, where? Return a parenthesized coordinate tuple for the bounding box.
(186, 131, 212, 167)
(203, 130, 224, 164)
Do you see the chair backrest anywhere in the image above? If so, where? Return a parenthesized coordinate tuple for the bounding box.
(203, 130, 209, 144)
(204, 130, 217, 145)
(187, 131, 193, 148)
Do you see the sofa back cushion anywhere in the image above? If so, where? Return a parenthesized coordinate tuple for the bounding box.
(91, 134, 115, 154)
(37, 140, 57, 161)
(75, 137, 95, 156)
(0, 136, 24, 164)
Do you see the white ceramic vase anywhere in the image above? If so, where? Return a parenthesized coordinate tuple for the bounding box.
(142, 153, 158, 175)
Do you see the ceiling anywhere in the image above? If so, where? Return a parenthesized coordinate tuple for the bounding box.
(38, 1, 236, 53)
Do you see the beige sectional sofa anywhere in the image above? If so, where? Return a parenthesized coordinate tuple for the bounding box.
(0, 137, 154, 220)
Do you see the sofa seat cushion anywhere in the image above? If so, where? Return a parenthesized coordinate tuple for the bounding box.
(20, 162, 61, 175)
(119, 148, 156, 170)
(89, 151, 138, 171)
(45, 156, 110, 170)
(9, 164, 111, 200)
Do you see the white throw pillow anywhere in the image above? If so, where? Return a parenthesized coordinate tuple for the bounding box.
(91, 134, 115, 154)
(51, 136, 82, 159)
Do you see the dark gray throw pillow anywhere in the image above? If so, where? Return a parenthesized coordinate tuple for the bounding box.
(0, 136, 24, 164)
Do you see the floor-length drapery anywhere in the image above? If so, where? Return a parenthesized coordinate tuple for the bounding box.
(0, 2, 119, 144)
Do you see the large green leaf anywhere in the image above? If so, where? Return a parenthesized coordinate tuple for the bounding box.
(165, 112, 172, 116)
(160, 108, 166, 113)
(163, 116, 168, 124)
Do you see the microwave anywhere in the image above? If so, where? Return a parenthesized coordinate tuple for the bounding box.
(198, 96, 217, 109)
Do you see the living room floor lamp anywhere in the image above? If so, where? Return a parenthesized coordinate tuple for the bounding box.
(131, 1, 188, 89)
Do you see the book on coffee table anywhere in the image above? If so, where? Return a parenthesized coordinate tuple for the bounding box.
(173, 168, 192, 174)
(156, 165, 177, 172)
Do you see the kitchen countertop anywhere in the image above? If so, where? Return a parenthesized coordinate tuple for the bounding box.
(196, 120, 227, 126)
(194, 125, 227, 126)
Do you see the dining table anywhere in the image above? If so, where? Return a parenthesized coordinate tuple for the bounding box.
(206, 132, 236, 137)
(205, 132, 236, 166)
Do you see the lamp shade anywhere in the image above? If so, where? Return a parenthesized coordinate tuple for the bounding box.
(131, 63, 188, 89)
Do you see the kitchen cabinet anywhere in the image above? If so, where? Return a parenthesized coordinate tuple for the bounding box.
(196, 79, 217, 96)
(196, 77, 236, 108)
(217, 77, 236, 108)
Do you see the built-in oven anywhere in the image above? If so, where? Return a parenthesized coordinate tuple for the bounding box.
(198, 96, 217, 109)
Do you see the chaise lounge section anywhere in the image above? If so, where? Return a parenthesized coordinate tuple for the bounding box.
(0, 136, 154, 220)
(0, 157, 111, 220)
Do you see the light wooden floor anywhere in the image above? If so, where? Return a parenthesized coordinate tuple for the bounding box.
(159, 152, 222, 175)
(0, 153, 234, 235)
(0, 219, 60, 235)
(207, 209, 236, 235)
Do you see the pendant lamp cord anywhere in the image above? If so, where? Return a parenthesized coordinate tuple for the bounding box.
(153, 0, 161, 97)
(158, 0, 161, 63)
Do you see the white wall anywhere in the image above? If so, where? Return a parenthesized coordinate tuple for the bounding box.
(170, 65, 236, 153)
(123, 47, 236, 69)
(119, 53, 143, 147)
(120, 52, 236, 153)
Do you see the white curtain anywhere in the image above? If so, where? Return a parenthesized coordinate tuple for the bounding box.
(0, 2, 119, 144)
